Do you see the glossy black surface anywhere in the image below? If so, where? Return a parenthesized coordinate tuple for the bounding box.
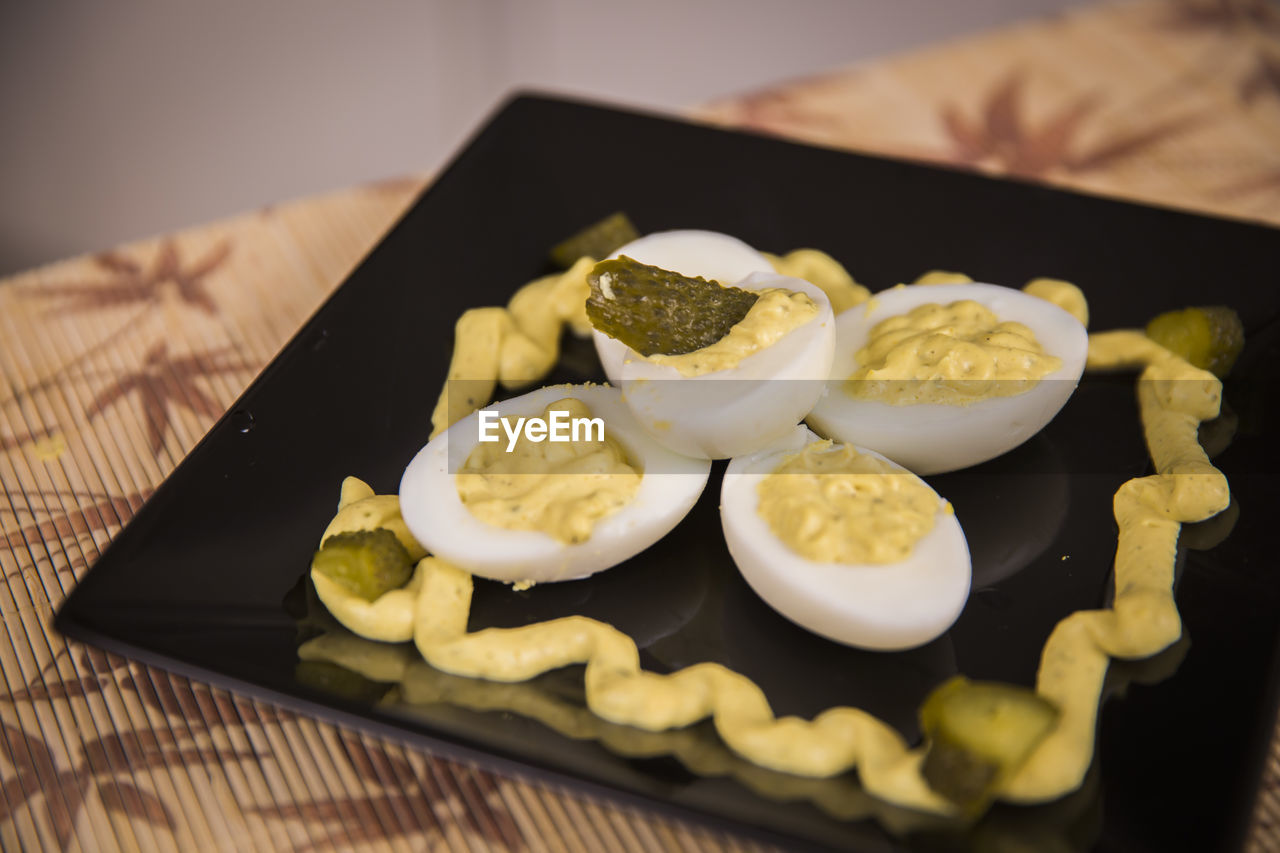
(56, 94, 1280, 852)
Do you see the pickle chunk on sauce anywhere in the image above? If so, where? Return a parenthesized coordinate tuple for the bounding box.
(920, 676, 1059, 814)
(549, 211, 640, 269)
(312, 528, 414, 601)
(586, 256, 759, 356)
(1145, 305, 1244, 378)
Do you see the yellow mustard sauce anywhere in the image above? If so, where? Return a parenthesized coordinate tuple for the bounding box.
(429, 256, 595, 438)
(431, 247, 864, 438)
(297, 631, 955, 834)
(455, 398, 641, 545)
(1022, 278, 1089, 327)
(310, 478, 426, 643)
(912, 271, 974, 285)
(766, 249, 871, 314)
(647, 288, 818, 376)
(313, 325, 1228, 813)
(999, 329, 1228, 801)
(311, 481, 952, 813)
(756, 440, 938, 564)
(848, 299, 1063, 405)
(314, 253, 1230, 819)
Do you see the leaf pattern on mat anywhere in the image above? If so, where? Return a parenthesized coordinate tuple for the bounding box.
(250, 737, 527, 852)
(0, 719, 177, 849)
(0, 427, 61, 454)
(1208, 163, 1280, 209)
(4, 643, 526, 850)
(336, 731, 526, 850)
(119, 668, 284, 727)
(1241, 48, 1280, 102)
(20, 239, 231, 316)
(719, 86, 850, 139)
(85, 342, 255, 454)
(1, 645, 282, 847)
(938, 70, 1205, 178)
(2, 492, 153, 595)
(2, 489, 152, 580)
(1156, 0, 1280, 35)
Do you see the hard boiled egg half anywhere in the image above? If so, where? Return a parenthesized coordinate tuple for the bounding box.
(806, 282, 1088, 475)
(591, 229, 835, 459)
(720, 426, 971, 650)
(399, 384, 711, 584)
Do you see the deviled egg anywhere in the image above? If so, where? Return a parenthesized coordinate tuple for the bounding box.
(590, 230, 835, 459)
(399, 384, 711, 584)
(720, 426, 971, 651)
(806, 282, 1088, 475)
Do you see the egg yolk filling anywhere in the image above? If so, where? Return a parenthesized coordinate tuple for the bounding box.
(456, 398, 641, 544)
(848, 299, 1062, 405)
(757, 441, 939, 563)
(648, 287, 819, 376)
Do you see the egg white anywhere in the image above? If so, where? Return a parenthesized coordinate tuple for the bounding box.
(399, 384, 712, 584)
(805, 282, 1088, 475)
(589, 230, 836, 459)
(720, 426, 971, 651)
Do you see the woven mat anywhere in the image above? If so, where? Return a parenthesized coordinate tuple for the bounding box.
(3, 0, 1278, 849)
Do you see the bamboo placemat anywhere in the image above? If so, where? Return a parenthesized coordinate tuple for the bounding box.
(3, 0, 1278, 849)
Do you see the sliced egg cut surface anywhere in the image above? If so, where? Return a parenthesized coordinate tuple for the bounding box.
(720, 426, 971, 651)
(590, 230, 836, 459)
(399, 384, 712, 584)
(806, 282, 1088, 475)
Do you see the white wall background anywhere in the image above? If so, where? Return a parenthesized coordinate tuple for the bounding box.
(0, 0, 1087, 276)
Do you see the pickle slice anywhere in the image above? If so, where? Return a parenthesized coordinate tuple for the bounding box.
(294, 660, 392, 703)
(312, 528, 414, 601)
(920, 676, 1059, 814)
(586, 256, 759, 356)
(1145, 305, 1245, 378)
(549, 211, 640, 269)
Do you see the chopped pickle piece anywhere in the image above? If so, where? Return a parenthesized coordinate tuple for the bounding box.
(586, 256, 759, 356)
(920, 676, 1059, 814)
(1145, 305, 1245, 378)
(294, 660, 392, 703)
(549, 211, 640, 269)
(312, 528, 414, 602)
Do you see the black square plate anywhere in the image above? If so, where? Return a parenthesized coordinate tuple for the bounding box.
(55, 94, 1280, 852)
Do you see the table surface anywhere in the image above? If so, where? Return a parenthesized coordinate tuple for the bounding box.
(3, 0, 1279, 849)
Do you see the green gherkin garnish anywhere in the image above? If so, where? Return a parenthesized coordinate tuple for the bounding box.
(919, 676, 1060, 816)
(548, 211, 640, 269)
(586, 256, 759, 356)
(1145, 305, 1245, 378)
(294, 660, 392, 703)
(312, 528, 413, 601)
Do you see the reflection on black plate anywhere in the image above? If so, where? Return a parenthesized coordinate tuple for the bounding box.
(55, 94, 1280, 852)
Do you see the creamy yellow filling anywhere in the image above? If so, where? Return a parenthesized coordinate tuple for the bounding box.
(431, 246, 860, 437)
(455, 398, 640, 545)
(430, 256, 595, 438)
(317, 247, 1230, 821)
(313, 326, 1225, 814)
(756, 441, 938, 564)
(848, 299, 1063, 405)
(766, 248, 871, 314)
(647, 288, 818, 377)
